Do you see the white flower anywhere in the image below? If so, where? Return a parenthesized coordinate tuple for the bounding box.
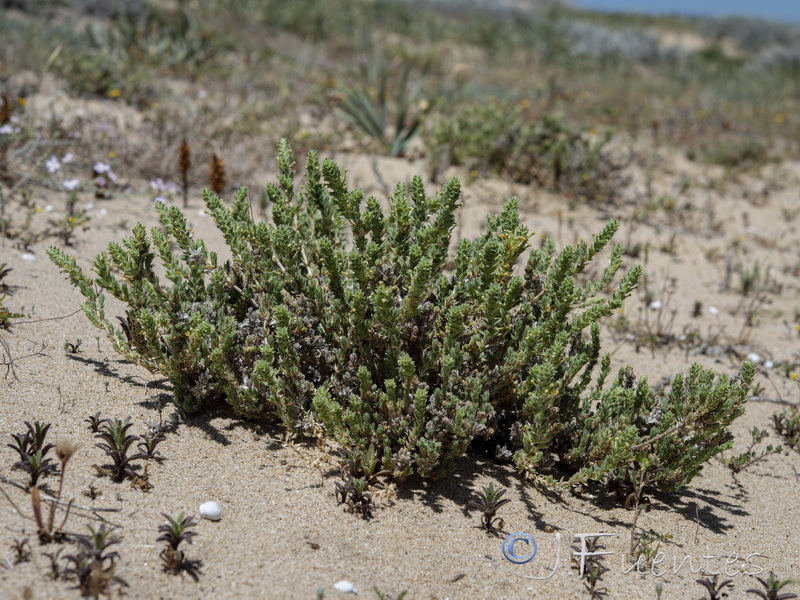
(93, 161, 111, 174)
(44, 204, 54, 212)
(63, 178, 80, 191)
(46, 155, 60, 173)
(0, 124, 14, 134)
(764, 360, 774, 369)
(94, 176, 107, 186)
(154, 196, 167, 204)
(746, 352, 762, 364)
(648, 300, 662, 311)
(708, 306, 719, 316)
(62, 152, 75, 163)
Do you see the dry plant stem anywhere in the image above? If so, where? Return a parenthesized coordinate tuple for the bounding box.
(629, 469, 647, 556)
(0, 474, 121, 512)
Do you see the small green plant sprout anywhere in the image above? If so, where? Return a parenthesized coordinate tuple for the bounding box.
(335, 477, 373, 519)
(374, 588, 408, 600)
(157, 512, 198, 573)
(697, 574, 734, 600)
(138, 431, 166, 461)
(8, 421, 57, 487)
(633, 528, 672, 562)
(655, 581, 664, 599)
(468, 483, 511, 533)
(746, 571, 799, 599)
(342, 443, 389, 486)
(64, 524, 127, 599)
(84, 412, 105, 433)
(64, 338, 83, 353)
(0, 263, 22, 330)
(0, 437, 78, 543)
(43, 547, 65, 580)
(94, 417, 147, 480)
(570, 535, 610, 599)
(724, 427, 783, 474)
(9, 537, 31, 565)
(772, 406, 800, 451)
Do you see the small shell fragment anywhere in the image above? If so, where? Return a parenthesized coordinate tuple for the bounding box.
(333, 580, 357, 593)
(199, 501, 221, 521)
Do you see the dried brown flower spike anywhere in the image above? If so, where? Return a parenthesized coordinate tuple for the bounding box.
(178, 138, 191, 207)
(208, 152, 226, 195)
(0, 94, 12, 125)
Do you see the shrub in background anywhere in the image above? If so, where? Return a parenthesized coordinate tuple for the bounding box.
(425, 102, 628, 204)
(48, 141, 752, 494)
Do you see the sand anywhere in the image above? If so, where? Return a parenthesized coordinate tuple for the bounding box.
(1, 140, 800, 600)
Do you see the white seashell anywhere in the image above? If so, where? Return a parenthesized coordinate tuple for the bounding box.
(746, 353, 762, 364)
(333, 580, 357, 593)
(199, 501, 221, 521)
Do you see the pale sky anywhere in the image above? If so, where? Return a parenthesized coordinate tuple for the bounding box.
(570, 0, 800, 23)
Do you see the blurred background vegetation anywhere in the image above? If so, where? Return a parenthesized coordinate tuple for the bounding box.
(1, 0, 799, 189)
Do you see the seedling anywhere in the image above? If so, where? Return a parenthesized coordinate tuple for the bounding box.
(772, 407, 800, 451)
(335, 477, 373, 519)
(342, 444, 389, 487)
(64, 524, 127, 599)
(468, 483, 511, 533)
(94, 417, 147, 480)
(374, 588, 408, 600)
(137, 431, 166, 461)
(571, 535, 610, 599)
(84, 412, 105, 434)
(697, 574, 734, 599)
(9, 537, 31, 564)
(0, 436, 78, 543)
(725, 427, 782, 474)
(746, 571, 798, 599)
(157, 512, 198, 573)
(64, 338, 83, 353)
(8, 421, 57, 487)
(42, 547, 65, 580)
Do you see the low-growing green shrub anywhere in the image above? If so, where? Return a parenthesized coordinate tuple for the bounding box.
(425, 102, 628, 204)
(48, 141, 752, 495)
